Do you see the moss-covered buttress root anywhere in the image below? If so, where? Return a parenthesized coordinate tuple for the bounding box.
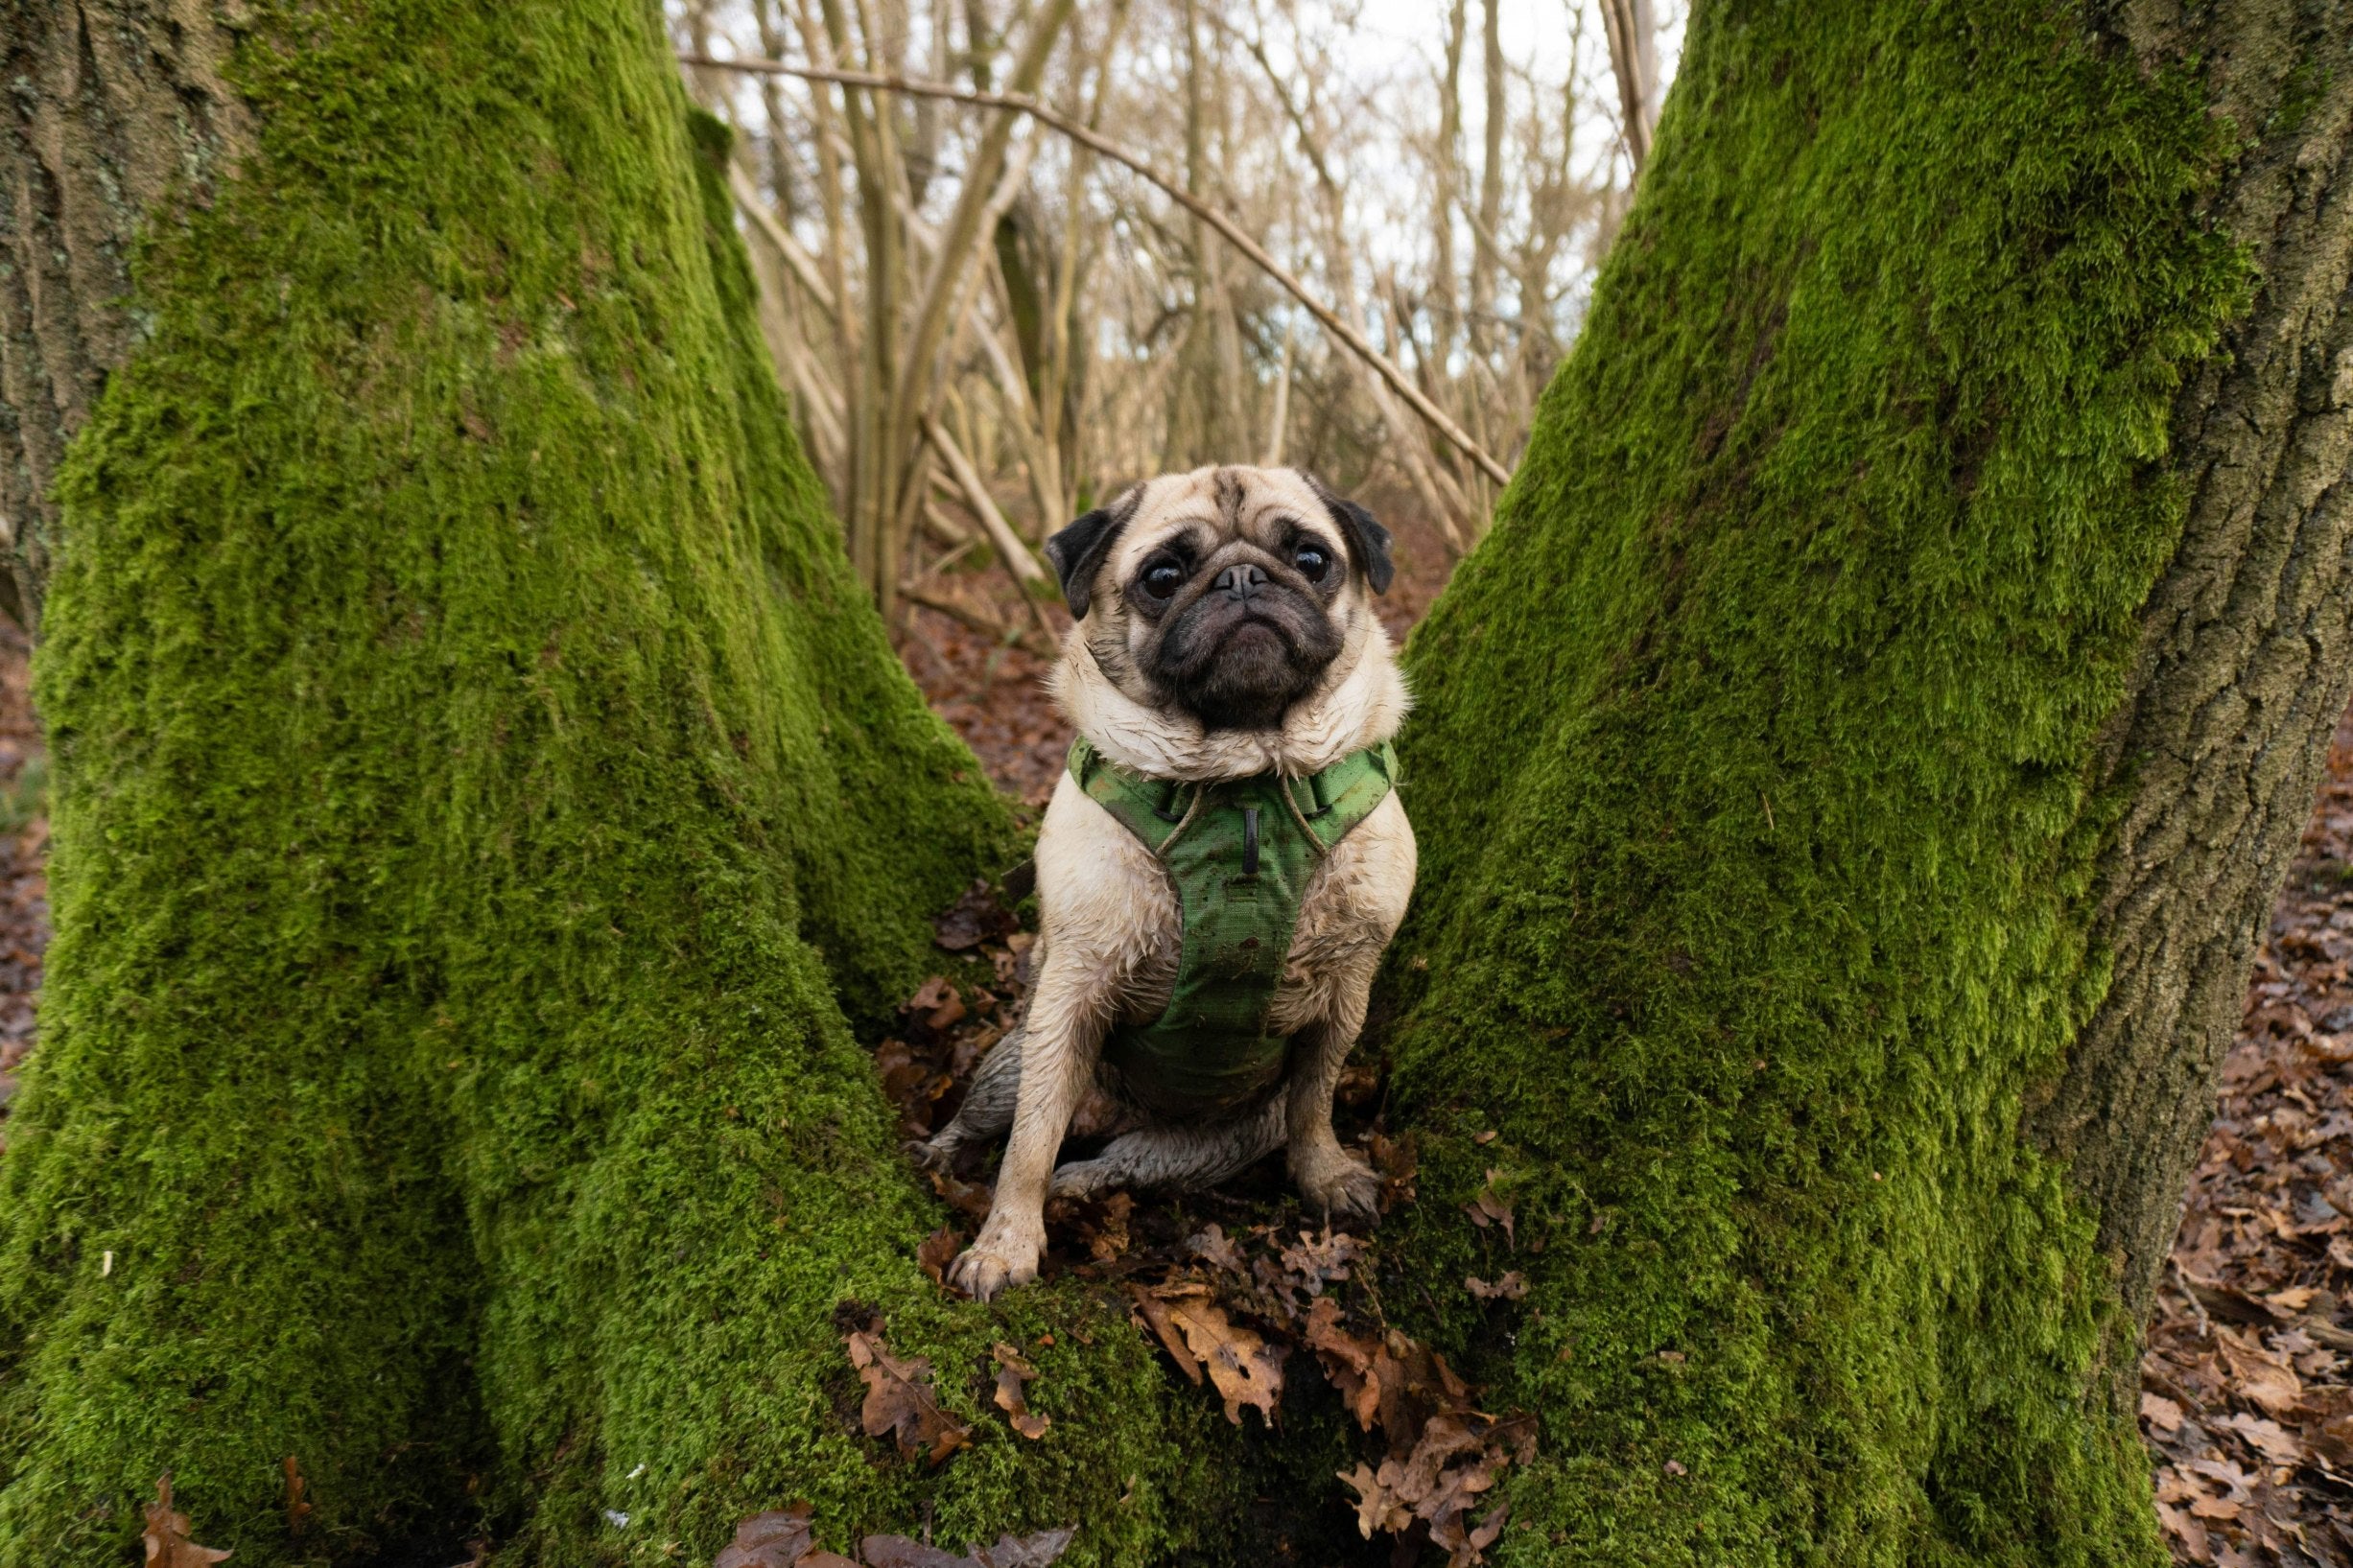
(0, 4, 1239, 1564)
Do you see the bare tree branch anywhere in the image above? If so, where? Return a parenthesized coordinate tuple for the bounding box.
(921, 411, 1046, 582)
(680, 52, 1516, 486)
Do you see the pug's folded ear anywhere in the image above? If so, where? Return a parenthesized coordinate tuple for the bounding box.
(1301, 474, 1395, 595)
(1044, 487, 1141, 620)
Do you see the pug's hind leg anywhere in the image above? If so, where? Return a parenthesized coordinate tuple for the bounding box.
(1048, 1096, 1287, 1201)
(912, 1025, 1024, 1172)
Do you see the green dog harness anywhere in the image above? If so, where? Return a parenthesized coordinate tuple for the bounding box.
(1068, 736, 1398, 1120)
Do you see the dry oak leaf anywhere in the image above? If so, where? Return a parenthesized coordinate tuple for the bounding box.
(846, 1328, 972, 1465)
(1466, 1273, 1527, 1301)
(1129, 1282, 1284, 1425)
(1185, 1224, 1246, 1274)
(1337, 1413, 1527, 1568)
(715, 1504, 816, 1568)
(1339, 1462, 1413, 1539)
(2216, 1411, 2302, 1464)
(916, 1225, 964, 1288)
(993, 1342, 1051, 1439)
(144, 1475, 232, 1567)
(927, 1166, 996, 1224)
(1430, 1501, 1511, 1568)
(861, 1526, 1074, 1567)
(2140, 1392, 2184, 1435)
(1463, 1170, 1516, 1246)
(904, 974, 967, 1031)
(2215, 1325, 2304, 1416)
(2153, 1504, 2207, 1561)
(1086, 1192, 1134, 1263)
(1279, 1227, 1362, 1294)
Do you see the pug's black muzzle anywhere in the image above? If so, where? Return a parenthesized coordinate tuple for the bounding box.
(1151, 563, 1341, 730)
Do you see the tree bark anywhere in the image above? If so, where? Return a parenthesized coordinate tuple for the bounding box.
(0, 0, 254, 627)
(0, 5, 1222, 1564)
(1384, 1, 2353, 1562)
(2024, 1, 2353, 1358)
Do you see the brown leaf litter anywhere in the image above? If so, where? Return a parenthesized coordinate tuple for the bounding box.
(991, 1342, 1051, 1439)
(845, 1323, 971, 1467)
(2142, 707, 2353, 1565)
(143, 1474, 232, 1567)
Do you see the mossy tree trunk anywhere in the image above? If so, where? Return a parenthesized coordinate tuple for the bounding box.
(1379, 2, 2353, 1563)
(0, 4, 1238, 1565)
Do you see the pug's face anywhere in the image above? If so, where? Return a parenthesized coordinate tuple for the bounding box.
(1045, 466, 1394, 732)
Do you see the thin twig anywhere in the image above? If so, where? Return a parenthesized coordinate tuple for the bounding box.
(680, 52, 1515, 487)
(920, 414, 1047, 583)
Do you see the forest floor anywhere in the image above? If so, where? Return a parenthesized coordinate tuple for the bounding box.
(0, 543, 2347, 1562)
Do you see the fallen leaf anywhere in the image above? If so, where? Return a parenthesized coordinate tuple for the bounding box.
(2215, 1325, 2304, 1416)
(993, 1342, 1051, 1439)
(1465, 1171, 1516, 1246)
(1303, 1296, 1384, 1433)
(143, 1475, 232, 1567)
(874, 1038, 950, 1134)
(716, 1504, 815, 1568)
(846, 1327, 972, 1465)
(2155, 1500, 2209, 1559)
(1085, 1193, 1133, 1262)
(1280, 1227, 1361, 1294)
(1338, 1462, 1413, 1539)
(1186, 1225, 1245, 1274)
(2218, 1410, 2302, 1464)
(861, 1539, 965, 1568)
(2140, 1392, 2184, 1435)
(1129, 1283, 1283, 1425)
(1430, 1501, 1509, 1568)
(1304, 1299, 1535, 1563)
(917, 1225, 964, 1287)
(927, 1167, 995, 1223)
(1466, 1273, 1526, 1301)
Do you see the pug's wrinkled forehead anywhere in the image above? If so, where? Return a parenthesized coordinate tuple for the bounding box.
(1046, 465, 1393, 621)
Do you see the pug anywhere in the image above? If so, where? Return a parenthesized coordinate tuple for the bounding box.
(918, 465, 1416, 1301)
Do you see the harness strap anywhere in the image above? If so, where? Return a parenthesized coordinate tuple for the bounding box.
(1065, 735, 1399, 1119)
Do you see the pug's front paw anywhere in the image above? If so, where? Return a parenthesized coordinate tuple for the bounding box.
(946, 1221, 1042, 1301)
(1293, 1146, 1382, 1231)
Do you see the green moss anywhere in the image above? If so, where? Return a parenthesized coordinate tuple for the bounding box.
(0, 3, 1229, 1563)
(1383, 3, 2247, 1563)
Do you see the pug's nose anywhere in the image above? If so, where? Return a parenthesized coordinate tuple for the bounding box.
(1214, 563, 1267, 600)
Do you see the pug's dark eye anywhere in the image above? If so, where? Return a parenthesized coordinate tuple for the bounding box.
(1293, 544, 1330, 582)
(1141, 559, 1185, 599)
